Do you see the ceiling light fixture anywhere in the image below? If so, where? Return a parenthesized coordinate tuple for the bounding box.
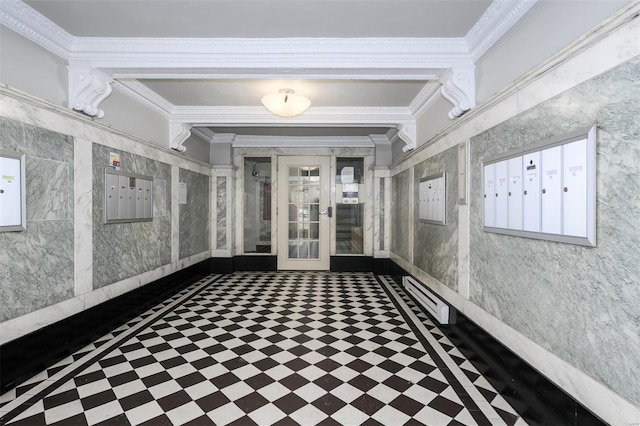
(261, 88, 311, 117)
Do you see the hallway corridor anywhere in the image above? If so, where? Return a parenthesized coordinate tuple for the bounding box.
(0, 272, 524, 425)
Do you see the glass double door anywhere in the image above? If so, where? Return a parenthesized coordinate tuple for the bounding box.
(277, 156, 331, 270)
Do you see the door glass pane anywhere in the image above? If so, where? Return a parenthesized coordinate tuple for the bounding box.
(244, 157, 271, 253)
(288, 242, 298, 258)
(310, 223, 319, 239)
(299, 241, 309, 258)
(288, 223, 297, 239)
(288, 164, 321, 261)
(310, 204, 319, 221)
(336, 158, 364, 254)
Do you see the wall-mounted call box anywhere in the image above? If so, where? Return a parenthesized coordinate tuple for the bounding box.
(419, 172, 446, 226)
(0, 150, 26, 232)
(482, 126, 596, 246)
(104, 168, 153, 224)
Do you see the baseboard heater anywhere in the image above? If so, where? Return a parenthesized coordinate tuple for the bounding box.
(403, 276, 454, 325)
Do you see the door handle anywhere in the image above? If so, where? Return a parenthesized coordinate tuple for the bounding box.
(320, 207, 333, 218)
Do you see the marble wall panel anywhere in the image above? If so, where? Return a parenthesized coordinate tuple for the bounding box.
(153, 179, 168, 218)
(469, 57, 640, 405)
(217, 176, 227, 250)
(25, 158, 69, 221)
(179, 168, 210, 259)
(0, 117, 74, 321)
(92, 144, 171, 289)
(413, 146, 459, 290)
(391, 169, 411, 261)
(379, 177, 385, 251)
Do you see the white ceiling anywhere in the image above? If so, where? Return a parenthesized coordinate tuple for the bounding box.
(24, 1, 491, 38)
(8, 0, 533, 146)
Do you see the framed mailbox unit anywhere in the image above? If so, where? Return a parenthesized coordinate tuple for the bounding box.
(0, 150, 26, 232)
(104, 168, 153, 224)
(419, 172, 446, 226)
(482, 126, 596, 247)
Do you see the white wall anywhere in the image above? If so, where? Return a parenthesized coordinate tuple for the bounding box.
(99, 89, 170, 148)
(183, 133, 212, 164)
(475, 0, 629, 104)
(1, 27, 171, 148)
(0, 27, 67, 106)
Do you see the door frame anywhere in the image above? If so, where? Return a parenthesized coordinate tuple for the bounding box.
(276, 155, 331, 270)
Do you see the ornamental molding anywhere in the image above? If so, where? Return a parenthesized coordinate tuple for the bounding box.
(0, 0, 538, 127)
(408, 82, 442, 116)
(0, 0, 72, 58)
(112, 79, 173, 117)
(190, 127, 217, 143)
(369, 134, 392, 146)
(440, 68, 476, 120)
(397, 124, 417, 152)
(465, 0, 539, 61)
(170, 106, 414, 126)
(71, 37, 468, 55)
(232, 134, 375, 149)
(68, 67, 113, 118)
(169, 123, 191, 152)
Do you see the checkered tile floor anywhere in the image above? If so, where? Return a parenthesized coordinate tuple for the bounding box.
(0, 272, 527, 425)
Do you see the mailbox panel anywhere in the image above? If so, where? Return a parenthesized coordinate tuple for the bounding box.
(522, 152, 541, 232)
(562, 139, 588, 237)
(0, 155, 23, 228)
(106, 169, 153, 223)
(0, 151, 26, 232)
(418, 180, 427, 220)
(436, 176, 446, 223)
(428, 181, 437, 220)
(419, 174, 445, 225)
(481, 126, 596, 246)
(507, 156, 523, 230)
(135, 177, 145, 219)
(126, 177, 136, 219)
(143, 179, 153, 218)
(494, 160, 509, 229)
(105, 172, 119, 221)
(483, 163, 495, 228)
(541, 146, 562, 234)
(117, 175, 129, 220)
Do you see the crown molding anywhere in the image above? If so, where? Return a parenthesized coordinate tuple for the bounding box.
(0, 0, 73, 58)
(112, 79, 173, 118)
(232, 134, 375, 148)
(68, 37, 472, 78)
(0, 0, 541, 130)
(369, 134, 392, 146)
(170, 106, 415, 126)
(408, 82, 442, 116)
(466, 0, 539, 61)
(190, 127, 216, 143)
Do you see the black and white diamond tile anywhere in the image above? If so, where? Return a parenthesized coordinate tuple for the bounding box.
(1, 272, 524, 425)
(381, 275, 526, 426)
